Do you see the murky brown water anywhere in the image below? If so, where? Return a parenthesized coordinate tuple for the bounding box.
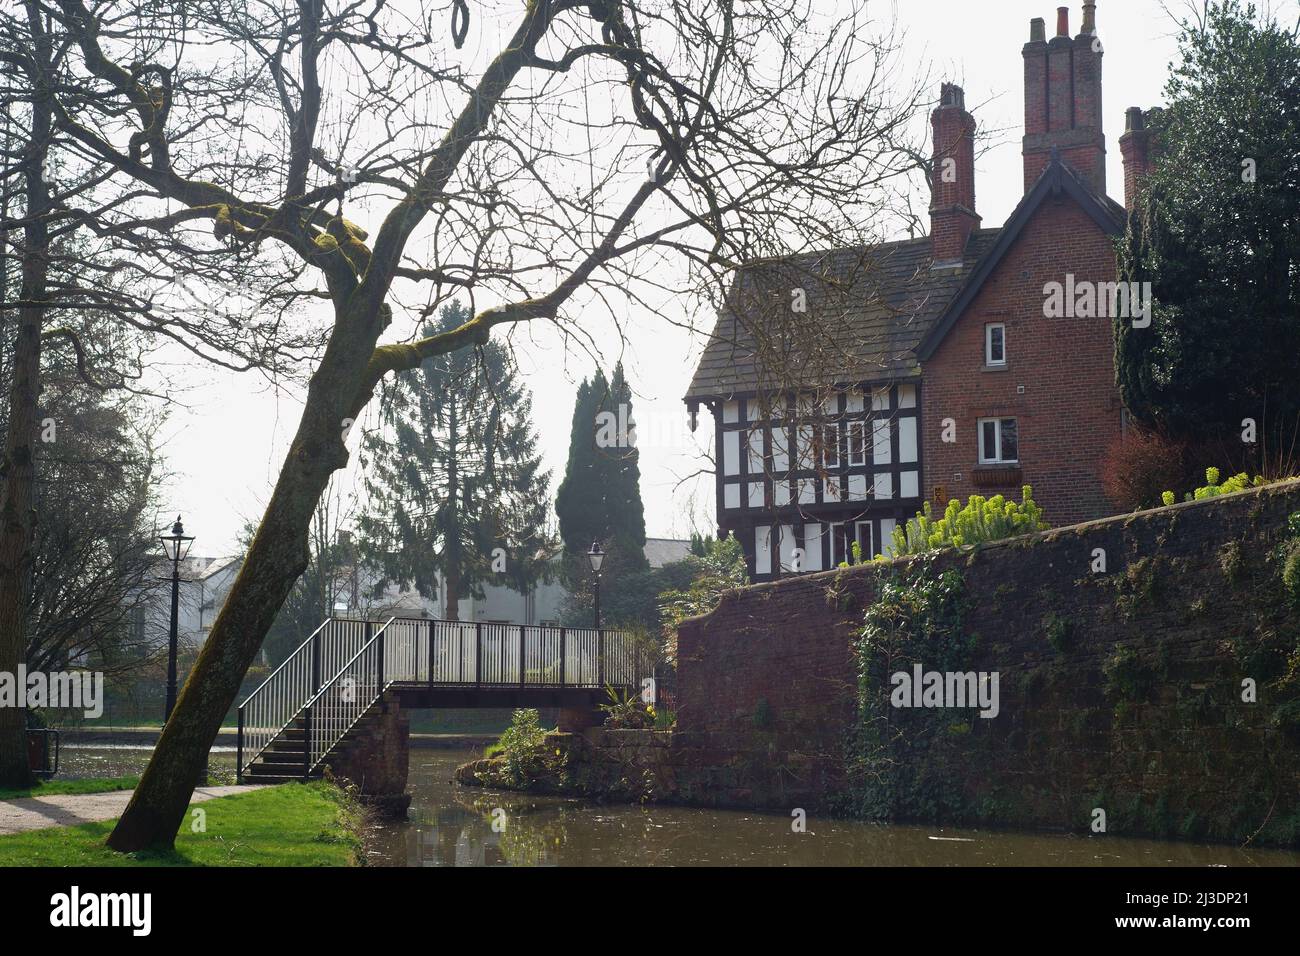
(365, 748, 1300, 867)
(57, 745, 1300, 866)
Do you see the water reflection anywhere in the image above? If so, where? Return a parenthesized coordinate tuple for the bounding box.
(370, 748, 1300, 868)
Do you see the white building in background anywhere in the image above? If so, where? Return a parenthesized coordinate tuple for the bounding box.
(151, 538, 693, 649)
(132, 555, 243, 655)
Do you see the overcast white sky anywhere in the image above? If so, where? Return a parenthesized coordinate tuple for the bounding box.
(154, 0, 1186, 557)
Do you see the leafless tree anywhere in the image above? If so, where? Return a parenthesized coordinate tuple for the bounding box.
(9, 0, 937, 847)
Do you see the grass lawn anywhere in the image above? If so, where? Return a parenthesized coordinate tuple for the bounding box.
(0, 781, 365, 867)
(0, 776, 140, 801)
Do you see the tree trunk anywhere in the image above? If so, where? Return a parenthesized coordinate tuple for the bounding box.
(106, 311, 379, 850)
(0, 20, 52, 788)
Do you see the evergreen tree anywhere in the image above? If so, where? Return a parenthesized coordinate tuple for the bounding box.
(555, 365, 648, 573)
(555, 372, 605, 555)
(358, 302, 551, 621)
(603, 362, 648, 565)
(1115, 1, 1300, 464)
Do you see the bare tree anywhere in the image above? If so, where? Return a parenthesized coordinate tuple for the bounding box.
(15, 0, 934, 848)
(0, 0, 323, 785)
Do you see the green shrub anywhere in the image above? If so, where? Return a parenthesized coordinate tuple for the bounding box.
(1161, 467, 1281, 505)
(497, 708, 548, 785)
(599, 686, 655, 729)
(890, 486, 1047, 557)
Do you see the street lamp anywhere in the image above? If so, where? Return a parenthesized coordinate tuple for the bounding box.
(587, 540, 605, 629)
(160, 515, 194, 723)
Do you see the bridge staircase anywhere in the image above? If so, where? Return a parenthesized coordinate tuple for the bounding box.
(236, 616, 645, 784)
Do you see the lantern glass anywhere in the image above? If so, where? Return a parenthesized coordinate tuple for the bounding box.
(587, 541, 605, 573)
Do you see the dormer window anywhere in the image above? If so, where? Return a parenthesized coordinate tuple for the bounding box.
(985, 323, 1006, 366)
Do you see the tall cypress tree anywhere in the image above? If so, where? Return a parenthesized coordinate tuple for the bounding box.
(358, 302, 551, 620)
(555, 363, 649, 591)
(603, 361, 648, 567)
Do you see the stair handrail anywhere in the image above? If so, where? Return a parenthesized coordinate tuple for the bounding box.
(301, 616, 400, 776)
(236, 617, 335, 780)
(238, 617, 332, 710)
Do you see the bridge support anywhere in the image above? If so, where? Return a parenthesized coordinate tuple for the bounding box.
(323, 691, 412, 818)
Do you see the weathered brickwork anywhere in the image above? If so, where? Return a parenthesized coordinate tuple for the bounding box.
(921, 198, 1124, 526)
(668, 481, 1300, 843)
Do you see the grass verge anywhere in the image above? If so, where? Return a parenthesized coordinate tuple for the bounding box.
(0, 781, 367, 867)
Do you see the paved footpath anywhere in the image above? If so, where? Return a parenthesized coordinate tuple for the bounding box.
(0, 785, 267, 836)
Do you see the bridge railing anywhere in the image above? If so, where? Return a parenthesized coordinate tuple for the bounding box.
(303, 617, 398, 775)
(386, 618, 647, 688)
(240, 615, 655, 780)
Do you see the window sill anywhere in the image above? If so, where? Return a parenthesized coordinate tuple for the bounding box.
(981, 364, 1009, 373)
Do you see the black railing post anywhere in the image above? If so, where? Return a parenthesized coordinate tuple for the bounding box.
(302, 705, 312, 780)
(559, 627, 566, 687)
(475, 623, 482, 689)
(598, 629, 605, 687)
(519, 626, 526, 688)
(378, 627, 386, 689)
(458, 626, 464, 683)
(428, 620, 435, 691)
(311, 629, 322, 693)
(236, 707, 245, 784)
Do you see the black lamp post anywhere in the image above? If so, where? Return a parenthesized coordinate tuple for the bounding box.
(160, 515, 194, 723)
(587, 540, 605, 629)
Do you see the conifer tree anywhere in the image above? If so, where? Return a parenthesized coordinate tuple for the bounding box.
(358, 302, 551, 621)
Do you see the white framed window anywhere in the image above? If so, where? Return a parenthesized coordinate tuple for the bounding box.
(821, 423, 840, 469)
(830, 523, 851, 566)
(978, 417, 1019, 464)
(985, 323, 1006, 366)
(847, 421, 867, 466)
(855, 521, 874, 561)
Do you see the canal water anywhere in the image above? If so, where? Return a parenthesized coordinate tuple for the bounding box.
(57, 745, 1300, 866)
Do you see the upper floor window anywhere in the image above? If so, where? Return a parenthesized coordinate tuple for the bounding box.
(978, 417, 1019, 464)
(985, 323, 1006, 366)
(821, 423, 840, 469)
(847, 421, 867, 466)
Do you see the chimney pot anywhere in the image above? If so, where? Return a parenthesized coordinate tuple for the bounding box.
(1057, 7, 1069, 37)
(1082, 2, 1098, 35)
(1125, 106, 1145, 132)
(1029, 17, 1046, 43)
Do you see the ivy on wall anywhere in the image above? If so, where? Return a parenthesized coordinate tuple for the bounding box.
(838, 556, 974, 822)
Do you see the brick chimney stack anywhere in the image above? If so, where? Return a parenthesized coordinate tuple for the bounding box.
(1022, 2, 1107, 194)
(1119, 106, 1152, 211)
(929, 82, 980, 268)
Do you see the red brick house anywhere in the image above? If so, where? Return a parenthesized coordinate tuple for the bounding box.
(684, 2, 1154, 581)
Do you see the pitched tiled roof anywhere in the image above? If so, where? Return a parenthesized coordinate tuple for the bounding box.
(684, 228, 1002, 401)
(643, 537, 691, 568)
(684, 157, 1128, 403)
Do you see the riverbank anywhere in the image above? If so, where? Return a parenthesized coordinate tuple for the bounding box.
(0, 781, 366, 866)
